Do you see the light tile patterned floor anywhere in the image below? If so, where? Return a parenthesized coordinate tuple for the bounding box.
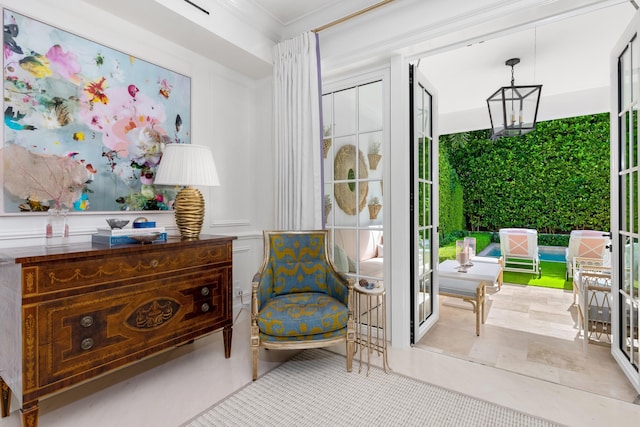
(416, 283, 639, 402)
(1, 302, 638, 427)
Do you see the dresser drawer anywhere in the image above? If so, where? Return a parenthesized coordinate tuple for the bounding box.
(26, 266, 231, 392)
(23, 242, 232, 297)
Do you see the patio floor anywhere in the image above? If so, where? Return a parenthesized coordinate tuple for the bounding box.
(415, 282, 639, 402)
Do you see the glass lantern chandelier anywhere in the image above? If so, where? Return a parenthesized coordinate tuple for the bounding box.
(486, 58, 542, 140)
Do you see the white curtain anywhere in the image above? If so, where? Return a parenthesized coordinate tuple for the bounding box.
(273, 32, 322, 230)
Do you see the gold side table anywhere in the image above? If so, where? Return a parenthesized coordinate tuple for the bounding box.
(354, 281, 390, 375)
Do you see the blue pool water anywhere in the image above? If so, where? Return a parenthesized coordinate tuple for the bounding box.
(481, 244, 566, 263)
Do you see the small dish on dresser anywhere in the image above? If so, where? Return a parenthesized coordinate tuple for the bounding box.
(128, 233, 162, 244)
(106, 218, 129, 229)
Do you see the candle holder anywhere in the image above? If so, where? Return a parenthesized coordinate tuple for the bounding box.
(463, 237, 476, 267)
(456, 240, 469, 271)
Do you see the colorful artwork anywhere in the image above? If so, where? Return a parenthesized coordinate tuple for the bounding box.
(2, 9, 190, 212)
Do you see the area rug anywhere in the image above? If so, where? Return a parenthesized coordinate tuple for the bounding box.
(182, 349, 562, 427)
(503, 261, 572, 290)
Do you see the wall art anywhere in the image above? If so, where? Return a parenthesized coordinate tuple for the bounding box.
(2, 9, 190, 212)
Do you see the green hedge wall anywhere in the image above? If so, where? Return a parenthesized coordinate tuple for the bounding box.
(439, 113, 610, 234)
(438, 147, 464, 238)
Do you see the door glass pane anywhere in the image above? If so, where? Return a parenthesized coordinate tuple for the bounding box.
(633, 238, 640, 300)
(359, 81, 383, 133)
(334, 87, 356, 137)
(622, 45, 631, 108)
(368, 180, 383, 226)
(418, 228, 432, 320)
(632, 108, 637, 169)
(324, 184, 334, 227)
(634, 171, 639, 235)
(418, 137, 425, 180)
(425, 185, 431, 227)
(419, 276, 432, 321)
(334, 228, 357, 274)
(623, 173, 630, 231)
(629, 299, 640, 368)
(422, 228, 432, 274)
(362, 131, 383, 177)
(323, 94, 334, 167)
(624, 236, 633, 294)
(622, 295, 632, 358)
(426, 137, 432, 181)
(423, 90, 431, 138)
(333, 135, 360, 228)
(622, 109, 629, 171)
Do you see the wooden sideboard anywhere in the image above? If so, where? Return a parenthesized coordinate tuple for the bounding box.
(0, 234, 236, 427)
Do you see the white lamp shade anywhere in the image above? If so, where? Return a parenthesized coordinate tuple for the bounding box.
(154, 144, 220, 187)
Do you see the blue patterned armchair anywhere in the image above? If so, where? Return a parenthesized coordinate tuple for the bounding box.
(251, 230, 354, 380)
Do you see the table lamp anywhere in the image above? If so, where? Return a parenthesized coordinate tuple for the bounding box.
(153, 144, 220, 239)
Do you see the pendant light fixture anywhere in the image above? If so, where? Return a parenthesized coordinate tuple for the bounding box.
(487, 58, 542, 139)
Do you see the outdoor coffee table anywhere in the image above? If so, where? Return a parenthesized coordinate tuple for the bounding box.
(438, 260, 503, 336)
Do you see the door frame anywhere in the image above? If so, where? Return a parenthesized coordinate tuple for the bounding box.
(610, 7, 640, 394)
(409, 63, 440, 344)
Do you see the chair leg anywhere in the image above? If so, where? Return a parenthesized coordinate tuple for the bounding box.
(480, 282, 486, 325)
(252, 347, 259, 381)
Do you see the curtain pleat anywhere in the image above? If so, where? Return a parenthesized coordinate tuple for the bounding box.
(273, 32, 322, 230)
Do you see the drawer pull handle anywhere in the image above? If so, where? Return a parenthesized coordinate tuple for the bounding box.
(80, 316, 94, 328)
(81, 338, 94, 350)
(201, 287, 210, 296)
(151, 259, 159, 268)
(201, 303, 210, 313)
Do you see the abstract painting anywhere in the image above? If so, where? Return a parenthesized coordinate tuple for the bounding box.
(2, 9, 190, 212)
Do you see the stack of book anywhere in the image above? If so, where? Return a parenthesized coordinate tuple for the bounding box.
(92, 226, 167, 246)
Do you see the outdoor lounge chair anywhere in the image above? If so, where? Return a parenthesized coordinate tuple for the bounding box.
(565, 229, 610, 280)
(498, 228, 540, 276)
(572, 257, 612, 353)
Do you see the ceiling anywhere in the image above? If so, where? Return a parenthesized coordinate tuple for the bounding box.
(81, 0, 637, 130)
(250, 0, 357, 26)
(420, 2, 634, 116)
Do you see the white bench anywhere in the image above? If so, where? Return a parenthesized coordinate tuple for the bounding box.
(439, 278, 486, 336)
(472, 256, 504, 290)
(438, 259, 503, 336)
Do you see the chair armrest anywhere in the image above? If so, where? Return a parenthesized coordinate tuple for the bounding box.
(252, 272, 262, 285)
(251, 272, 262, 318)
(326, 267, 351, 305)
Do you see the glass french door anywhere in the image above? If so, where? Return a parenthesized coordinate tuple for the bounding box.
(410, 64, 439, 343)
(322, 76, 386, 313)
(611, 9, 640, 394)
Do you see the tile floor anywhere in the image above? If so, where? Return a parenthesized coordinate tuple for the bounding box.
(0, 297, 639, 427)
(416, 283, 639, 402)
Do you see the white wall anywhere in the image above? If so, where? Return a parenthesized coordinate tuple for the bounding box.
(0, 0, 274, 296)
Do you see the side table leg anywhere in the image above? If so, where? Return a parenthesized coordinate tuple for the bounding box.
(223, 325, 233, 358)
(1, 376, 11, 418)
(366, 294, 372, 376)
(381, 292, 390, 373)
(357, 294, 364, 373)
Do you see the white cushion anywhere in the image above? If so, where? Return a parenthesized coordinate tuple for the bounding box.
(333, 245, 349, 273)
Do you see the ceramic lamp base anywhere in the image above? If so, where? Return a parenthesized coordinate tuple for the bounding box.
(175, 186, 204, 239)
